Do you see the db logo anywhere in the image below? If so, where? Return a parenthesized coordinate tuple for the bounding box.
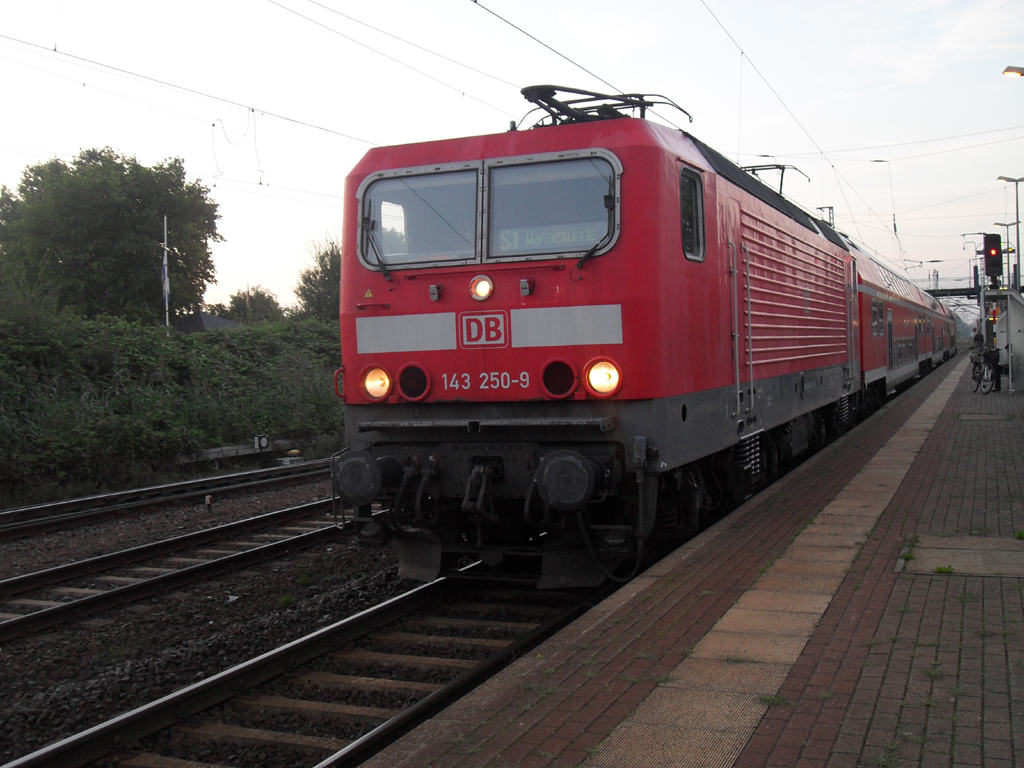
(460, 312, 507, 347)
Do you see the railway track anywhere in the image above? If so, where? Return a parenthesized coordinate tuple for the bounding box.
(3, 576, 609, 768)
(0, 500, 346, 642)
(0, 460, 331, 541)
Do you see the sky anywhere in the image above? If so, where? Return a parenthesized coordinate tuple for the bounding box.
(1, 0, 1023, 322)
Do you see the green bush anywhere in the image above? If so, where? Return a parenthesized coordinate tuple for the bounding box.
(0, 283, 343, 504)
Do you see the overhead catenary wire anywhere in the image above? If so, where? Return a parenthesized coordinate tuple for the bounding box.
(466, 1, 684, 130)
(845, 212, 1009, 223)
(0, 50, 223, 132)
(303, 0, 521, 90)
(896, 187, 1005, 216)
(697, 1, 905, 263)
(698, 1, 824, 157)
(753, 133, 1024, 165)
(2, 48, 332, 197)
(2, 46, 344, 188)
(780, 124, 1024, 157)
(0, 32, 379, 146)
(468, 0, 620, 94)
(203, 178, 344, 209)
(689, 7, 1018, 280)
(0, 136, 347, 209)
(266, 0, 517, 119)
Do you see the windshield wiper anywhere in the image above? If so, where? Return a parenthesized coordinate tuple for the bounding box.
(575, 241, 602, 271)
(362, 217, 393, 282)
(575, 193, 616, 271)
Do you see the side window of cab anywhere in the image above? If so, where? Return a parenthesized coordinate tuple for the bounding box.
(680, 169, 705, 261)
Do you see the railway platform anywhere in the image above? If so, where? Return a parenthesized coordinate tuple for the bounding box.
(362, 353, 1024, 768)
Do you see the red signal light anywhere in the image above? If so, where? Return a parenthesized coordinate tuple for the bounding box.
(984, 233, 1003, 277)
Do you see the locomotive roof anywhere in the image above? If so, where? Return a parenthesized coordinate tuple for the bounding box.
(514, 87, 848, 254)
(684, 133, 849, 252)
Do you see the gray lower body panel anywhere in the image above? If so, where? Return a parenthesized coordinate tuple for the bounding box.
(346, 363, 857, 474)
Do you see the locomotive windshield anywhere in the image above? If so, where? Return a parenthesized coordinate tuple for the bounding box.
(357, 152, 620, 271)
(488, 158, 614, 258)
(361, 170, 477, 265)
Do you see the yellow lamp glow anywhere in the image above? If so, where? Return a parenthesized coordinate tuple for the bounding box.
(363, 367, 391, 399)
(587, 361, 620, 395)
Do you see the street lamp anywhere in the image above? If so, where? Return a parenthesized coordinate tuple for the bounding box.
(998, 176, 1023, 291)
(994, 222, 1019, 243)
(1004, 66, 1024, 77)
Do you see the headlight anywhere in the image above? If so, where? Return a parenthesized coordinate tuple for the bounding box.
(469, 275, 494, 301)
(586, 360, 621, 396)
(362, 367, 391, 400)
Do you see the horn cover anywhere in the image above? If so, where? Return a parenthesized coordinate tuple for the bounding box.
(535, 450, 596, 511)
(332, 450, 382, 506)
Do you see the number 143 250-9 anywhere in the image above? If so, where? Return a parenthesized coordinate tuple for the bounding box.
(441, 372, 530, 390)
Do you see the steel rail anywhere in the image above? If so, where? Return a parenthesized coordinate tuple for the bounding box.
(0, 499, 336, 597)
(0, 460, 330, 538)
(0, 577, 610, 768)
(0, 501, 345, 642)
(314, 581, 615, 768)
(1, 579, 448, 768)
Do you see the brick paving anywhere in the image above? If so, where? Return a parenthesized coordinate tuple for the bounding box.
(734, 361, 1024, 768)
(361, 356, 1003, 768)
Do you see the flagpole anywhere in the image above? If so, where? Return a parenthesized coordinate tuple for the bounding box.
(162, 215, 169, 328)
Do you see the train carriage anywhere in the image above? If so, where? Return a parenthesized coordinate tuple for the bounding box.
(332, 87, 953, 588)
(857, 255, 954, 400)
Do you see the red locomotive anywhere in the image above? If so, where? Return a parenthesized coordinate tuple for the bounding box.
(332, 87, 954, 588)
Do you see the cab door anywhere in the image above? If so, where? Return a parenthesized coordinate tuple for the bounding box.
(722, 197, 752, 420)
(846, 257, 859, 386)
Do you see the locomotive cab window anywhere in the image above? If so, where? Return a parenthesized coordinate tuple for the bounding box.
(361, 170, 477, 267)
(488, 158, 615, 258)
(680, 169, 705, 261)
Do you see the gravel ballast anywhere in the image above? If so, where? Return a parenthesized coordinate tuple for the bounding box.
(0, 478, 414, 763)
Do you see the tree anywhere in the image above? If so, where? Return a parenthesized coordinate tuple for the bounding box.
(294, 237, 341, 324)
(209, 285, 284, 324)
(204, 302, 229, 318)
(0, 148, 220, 323)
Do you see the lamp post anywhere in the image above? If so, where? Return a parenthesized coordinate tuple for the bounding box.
(997, 176, 1023, 292)
(964, 234, 986, 327)
(1004, 66, 1024, 77)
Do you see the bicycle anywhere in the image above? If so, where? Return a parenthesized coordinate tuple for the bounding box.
(972, 346, 998, 394)
(971, 349, 985, 392)
(980, 360, 995, 394)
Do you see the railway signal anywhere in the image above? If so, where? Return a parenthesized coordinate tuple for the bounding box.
(985, 233, 1003, 277)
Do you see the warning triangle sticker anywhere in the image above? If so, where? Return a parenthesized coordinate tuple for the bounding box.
(364, 289, 373, 298)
